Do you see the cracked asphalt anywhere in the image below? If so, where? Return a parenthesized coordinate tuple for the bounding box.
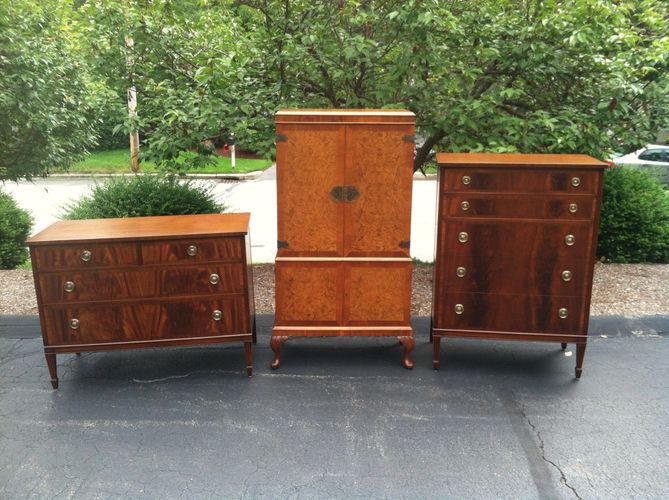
(0, 314, 667, 499)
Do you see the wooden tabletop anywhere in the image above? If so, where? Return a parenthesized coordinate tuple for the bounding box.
(26, 213, 250, 246)
(436, 153, 607, 169)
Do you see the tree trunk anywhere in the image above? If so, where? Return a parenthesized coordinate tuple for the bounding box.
(413, 129, 446, 172)
(125, 36, 140, 173)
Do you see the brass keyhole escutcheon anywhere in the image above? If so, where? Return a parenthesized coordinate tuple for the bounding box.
(458, 232, 469, 243)
(558, 308, 568, 319)
(460, 201, 470, 211)
(63, 281, 76, 293)
(568, 203, 578, 213)
(462, 175, 471, 185)
(212, 310, 223, 321)
(571, 177, 581, 187)
(187, 245, 198, 257)
(454, 304, 464, 314)
(209, 273, 220, 285)
(561, 270, 572, 282)
(456, 266, 467, 278)
(69, 318, 80, 330)
(80, 250, 92, 262)
(565, 234, 575, 246)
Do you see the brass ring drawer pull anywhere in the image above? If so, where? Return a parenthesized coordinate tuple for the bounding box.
(454, 304, 464, 314)
(460, 201, 470, 211)
(561, 270, 572, 282)
(558, 308, 569, 319)
(571, 177, 581, 187)
(565, 234, 576, 246)
(212, 310, 223, 321)
(186, 245, 198, 257)
(462, 175, 471, 185)
(69, 318, 80, 330)
(209, 273, 220, 285)
(80, 250, 92, 262)
(63, 281, 76, 293)
(458, 232, 469, 243)
(568, 203, 578, 213)
(456, 266, 466, 278)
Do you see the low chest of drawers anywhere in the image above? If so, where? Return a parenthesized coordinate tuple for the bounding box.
(432, 153, 606, 378)
(26, 213, 256, 388)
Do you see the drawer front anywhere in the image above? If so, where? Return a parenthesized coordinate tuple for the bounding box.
(441, 220, 593, 258)
(43, 297, 249, 346)
(442, 194, 596, 220)
(437, 253, 591, 296)
(32, 243, 139, 270)
(434, 293, 585, 334)
(141, 237, 243, 265)
(38, 264, 246, 303)
(442, 169, 599, 194)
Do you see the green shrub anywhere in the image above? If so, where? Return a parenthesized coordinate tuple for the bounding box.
(598, 167, 669, 263)
(61, 174, 225, 220)
(0, 189, 33, 269)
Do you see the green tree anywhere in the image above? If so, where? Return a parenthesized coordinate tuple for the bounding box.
(0, 1, 99, 180)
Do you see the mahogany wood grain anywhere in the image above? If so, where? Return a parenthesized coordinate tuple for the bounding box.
(273, 109, 415, 368)
(432, 154, 605, 377)
(28, 214, 255, 387)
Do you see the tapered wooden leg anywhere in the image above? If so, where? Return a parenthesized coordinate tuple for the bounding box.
(398, 336, 415, 369)
(270, 336, 287, 370)
(252, 316, 257, 345)
(575, 342, 587, 379)
(432, 335, 441, 370)
(45, 352, 58, 389)
(244, 342, 253, 377)
(561, 343, 567, 350)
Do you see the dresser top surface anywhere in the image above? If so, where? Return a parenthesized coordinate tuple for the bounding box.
(276, 108, 415, 124)
(27, 213, 250, 246)
(436, 153, 607, 169)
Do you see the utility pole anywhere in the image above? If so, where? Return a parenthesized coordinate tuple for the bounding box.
(125, 35, 140, 173)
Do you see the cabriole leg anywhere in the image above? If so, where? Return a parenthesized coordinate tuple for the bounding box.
(45, 352, 58, 389)
(398, 336, 415, 369)
(575, 342, 587, 379)
(270, 336, 287, 370)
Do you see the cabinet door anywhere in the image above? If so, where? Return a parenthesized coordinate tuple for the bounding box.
(276, 124, 345, 256)
(343, 124, 414, 256)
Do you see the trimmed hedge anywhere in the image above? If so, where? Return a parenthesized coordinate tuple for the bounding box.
(598, 167, 669, 263)
(0, 189, 33, 269)
(61, 174, 225, 220)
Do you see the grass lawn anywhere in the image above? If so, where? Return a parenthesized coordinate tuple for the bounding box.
(57, 149, 272, 175)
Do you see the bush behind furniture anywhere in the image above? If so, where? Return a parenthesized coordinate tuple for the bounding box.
(0, 189, 33, 269)
(61, 174, 225, 220)
(598, 167, 669, 263)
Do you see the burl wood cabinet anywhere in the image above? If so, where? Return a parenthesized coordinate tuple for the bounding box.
(432, 153, 606, 377)
(26, 213, 256, 388)
(271, 109, 416, 368)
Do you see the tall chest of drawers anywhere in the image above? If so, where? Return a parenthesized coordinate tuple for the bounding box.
(271, 109, 416, 369)
(432, 153, 606, 377)
(26, 213, 256, 388)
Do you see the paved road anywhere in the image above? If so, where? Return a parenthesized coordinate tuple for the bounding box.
(1, 314, 667, 499)
(4, 169, 438, 263)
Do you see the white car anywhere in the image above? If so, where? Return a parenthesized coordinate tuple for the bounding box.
(611, 144, 669, 183)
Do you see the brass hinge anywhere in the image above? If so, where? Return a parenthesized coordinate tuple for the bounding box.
(276, 133, 288, 143)
(277, 240, 289, 248)
(402, 134, 415, 143)
(399, 240, 411, 249)
(330, 185, 360, 203)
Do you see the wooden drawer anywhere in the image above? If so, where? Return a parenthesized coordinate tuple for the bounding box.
(274, 260, 411, 326)
(442, 169, 599, 194)
(434, 293, 585, 334)
(38, 263, 246, 304)
(32, 243, 139, 270)
(438, 253, 591, 296)
(442, 194, 596, 220)
(141, 237, 243, 265)
(440, 220, 593, 258)
(43, 296, 249, 346)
